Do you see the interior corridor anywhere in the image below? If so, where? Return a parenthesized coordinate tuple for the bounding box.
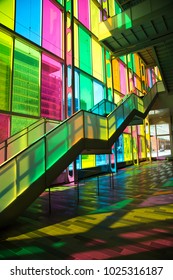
(0, 160, 173, 260)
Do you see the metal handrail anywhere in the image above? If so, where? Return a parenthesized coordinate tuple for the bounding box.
(0, 118, 61, 165)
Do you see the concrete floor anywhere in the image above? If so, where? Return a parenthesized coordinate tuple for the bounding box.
(1, 160, 173, 260)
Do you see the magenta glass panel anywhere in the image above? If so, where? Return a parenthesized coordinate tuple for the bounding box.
(41, 54, 63, 120)
(78, 0, 90, 29)
(42, 0, 62, 58)
(120, 62, 127, 94)
(0, 114, 10, 142)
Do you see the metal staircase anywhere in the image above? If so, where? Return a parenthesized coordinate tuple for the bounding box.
(0, 81, 164, 228)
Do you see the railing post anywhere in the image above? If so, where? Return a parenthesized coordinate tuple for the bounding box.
(4, 139, 7, 161)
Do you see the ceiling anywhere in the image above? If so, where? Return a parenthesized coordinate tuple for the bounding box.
(99, 0, 173, 94)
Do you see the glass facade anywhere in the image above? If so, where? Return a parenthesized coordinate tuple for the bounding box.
(0, 0, 164, 173)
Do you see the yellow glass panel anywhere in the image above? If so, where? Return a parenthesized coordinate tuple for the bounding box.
(124, 134, 132, 161)
(0, 0, 15, 30)
(90, 1, 100, 37)
(82, 155, 96, 168)
(134, 53, 140, 76)
(92, 39, 103, 81)
(112, 59, 120, 91)
(0, 32, 13, 111)
(73, 0, 78, 18)
(109, 0, 115, 17)
(74, 23, 79, 67)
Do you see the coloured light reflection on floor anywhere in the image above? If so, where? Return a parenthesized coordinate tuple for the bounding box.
(0, 161, 173, 260)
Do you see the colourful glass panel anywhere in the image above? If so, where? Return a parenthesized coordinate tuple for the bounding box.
(90, 1, 100, 37)
(115, 1, 122, 15)
(12, 40, 40, 116)
(112, 59, 120, 92)
(92, 39, 103, 81)
(132, 126, 138, 160)
(74, 23, 79, 67)
(109, 0, 115, 17)
(82, 155, 96, 168)
(79, 27, 92, 75)
(41, 54, 62, 120)
(80, 74, 93, 110)
(138, 135, 145, 159)
(0, 0, 14, 30)
(0, 32, 13, 111)
(56, 0, 64, 5)
(134, 74, 142, 91)
(0, 114, 10, 142)
(15, 0, 42, 45)
(117, 135, 124, 162)
(75, 70, 80, 111)
(11, 116, 36, 135)
(93, 81, 104, 105)
(78, 0, 90, 29)
(42, 0, 63, 58)
(106, 51, 113, 101)
(120, 61, 128, 94)
(124, 133, 132, 161)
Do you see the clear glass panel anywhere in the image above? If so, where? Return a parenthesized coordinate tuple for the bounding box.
(158, 135, 171, 157)
(156, 124, 169, 135)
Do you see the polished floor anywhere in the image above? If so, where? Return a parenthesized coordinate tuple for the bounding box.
(1, 160, 173, 260)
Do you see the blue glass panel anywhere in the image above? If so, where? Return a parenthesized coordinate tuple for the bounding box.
(93, 80, 104, 105)
(15, 0, 42, 45)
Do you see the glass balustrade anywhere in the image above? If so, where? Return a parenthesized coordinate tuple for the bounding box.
(0, 82, 164, 215)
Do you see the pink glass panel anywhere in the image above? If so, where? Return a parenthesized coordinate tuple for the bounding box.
(42, 0, 62, 57)
(78, 0, 90, 29)
(120, 62, 127, 94)
(0, 114, 10, 142)
(41, 54, 63, 120)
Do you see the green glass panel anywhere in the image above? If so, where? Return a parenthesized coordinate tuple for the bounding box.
(108, 88, 113, 102)
(0, 32, 13, 111)
(115, 1, 122, 15)
(132, 54, 136, 73)
(56, 0, 64, 5)
(119, 55, 126, 64)
(46, 125, 68, 169)
(79, 27, 92, 75)
(0, 0, 15, 30)
(12, 40, 40, 116)
(127, 54, 133, 70)
(11, 116, 36, 135)
(80, 74, 93, 110)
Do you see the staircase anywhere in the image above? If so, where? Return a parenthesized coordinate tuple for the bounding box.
(0, 81, 164, 228)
